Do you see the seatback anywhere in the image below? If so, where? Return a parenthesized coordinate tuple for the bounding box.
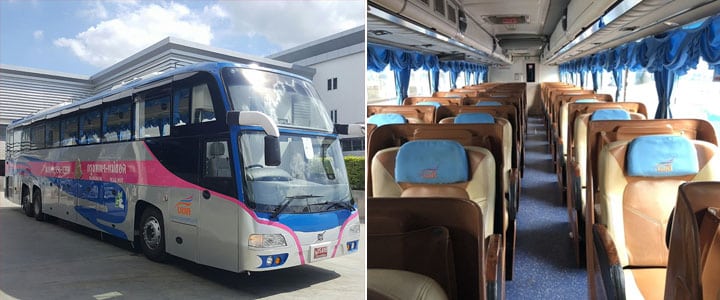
(368, 197, 488, 300)
(596, 135, 720, 270)
(207, 141, 231, 177)
(404, 97, 463, 106)
(367, 105, 436, 124)
(372, 139, 496, 238)
(433, 91, 478, 98)
(665, 182, 720, 300)
(367, 113, 408, 127)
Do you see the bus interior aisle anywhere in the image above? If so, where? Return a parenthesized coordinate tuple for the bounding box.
(505, 116, 585, 299)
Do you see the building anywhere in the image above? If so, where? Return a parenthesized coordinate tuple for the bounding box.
(0, 26, 367, 179)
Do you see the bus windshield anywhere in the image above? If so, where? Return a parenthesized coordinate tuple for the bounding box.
(239, 131, 352, 213)
(222, 67, 334, 132)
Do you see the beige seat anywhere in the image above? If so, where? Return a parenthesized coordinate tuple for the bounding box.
(665, 182, 720, 300)
(368, 269, 448, 300)
(367, 105, 436, 124)
(372, 139, 496, 238)
(590, 134, 720, 299)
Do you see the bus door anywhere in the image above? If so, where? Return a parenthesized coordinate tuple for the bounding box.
(57, 158, 80, 223)
(196, 138, 239, 270)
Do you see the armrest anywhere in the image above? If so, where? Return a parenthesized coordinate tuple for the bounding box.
(485, 234, 504, 300)
(508, 168, 519, 220)
(592, 224, 625, 300)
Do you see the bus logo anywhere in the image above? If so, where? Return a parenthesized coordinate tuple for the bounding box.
(176, 196, 193, 216)
(656, 157, 674, 173)
(421, 166, 438, 179)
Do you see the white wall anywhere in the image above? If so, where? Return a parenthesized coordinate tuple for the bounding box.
(309, 52, 365, 127)
(488, 56, 559, 115)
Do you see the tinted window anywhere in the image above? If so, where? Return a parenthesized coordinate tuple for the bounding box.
(80, 110, 101, 144)
(103, 100, 133, 142)
(61, 116, 78, 146)
(137, 88, 171, 138)
(46, 121, 60, 148)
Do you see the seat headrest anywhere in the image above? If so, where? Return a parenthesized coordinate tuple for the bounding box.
(454, 113, 495, 124)
(476, 101, 502, 107)
(590, 109, 631, 121)
(575, 99, 599, 103)
(416, 101, 442, 107)
(626, 135, 699, 177)
(367, 113, 407, 127)
(395, 140, 468, 184)
(209, 142, 225, 156)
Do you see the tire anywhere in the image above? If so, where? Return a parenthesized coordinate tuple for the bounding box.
(22, 191, 34, 217)
(33, 191, 45, 221)
(139, 207, 167, 262)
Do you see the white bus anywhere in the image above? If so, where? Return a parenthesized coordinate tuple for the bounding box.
(4, 61, 360, 272)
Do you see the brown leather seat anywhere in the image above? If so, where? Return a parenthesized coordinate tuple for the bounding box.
(589, 134, 720, 299)
(665, 181, 720, 299)
(367, 197, 503, 300)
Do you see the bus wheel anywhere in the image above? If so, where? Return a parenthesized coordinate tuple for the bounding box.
(22, 191, 34, 217)
(33, 191, 45, 221)
(140, 208, 167, 262)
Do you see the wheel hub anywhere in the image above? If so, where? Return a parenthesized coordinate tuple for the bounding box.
(143, 217, 162, 250)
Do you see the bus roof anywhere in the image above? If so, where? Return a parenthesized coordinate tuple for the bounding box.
(8, 61, 312, 129)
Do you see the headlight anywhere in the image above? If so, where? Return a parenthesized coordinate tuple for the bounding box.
(349, 224, 361, 234)
(249, 234, 287, 248)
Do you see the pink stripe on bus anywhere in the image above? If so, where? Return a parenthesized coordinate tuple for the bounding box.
(330, 212, 359, 258)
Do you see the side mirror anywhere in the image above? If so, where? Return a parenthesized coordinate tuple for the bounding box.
(227, 111, 281, 166)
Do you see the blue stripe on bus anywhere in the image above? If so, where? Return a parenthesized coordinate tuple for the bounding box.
(255, 209, 354, 232)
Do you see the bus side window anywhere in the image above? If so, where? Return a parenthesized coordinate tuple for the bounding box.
(61, 116, 78, 146)
(103, 100, 133, 142)
(191, 84, 215, 123)
(80, 109, 101, 145)
(46, 120, 60, 148)
(30, 125, 45, 150)
(136, 88, 171, 138)
(204, 141, 231, 178)
(173, 87, 190, 126)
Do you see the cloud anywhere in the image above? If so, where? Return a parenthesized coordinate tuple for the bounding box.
(79, 1, 108, 20)
(218, 1, 364, 50)
(33, 30, 44, 41)
(55, 2, 214, 68)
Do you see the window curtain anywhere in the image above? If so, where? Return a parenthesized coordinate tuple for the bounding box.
(430, 69, 440, 93)
(612, 69, 623, 102)
(591, 71, 599, 92)
(653, 68, 676, 119)
(464, 71, 471, 87)
(368, 43, 487, 100)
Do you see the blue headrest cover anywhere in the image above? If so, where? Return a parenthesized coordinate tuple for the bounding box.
(575, 99, 599, 103)
(395, 140, 468, 184)
(455, 113, 495, 124)
(367, 113, 407, 127)
(416, 101, 442, 107)
(476, 101, 502, 106)
(590, 109, 631, 121)
(626, 135, 699, 177)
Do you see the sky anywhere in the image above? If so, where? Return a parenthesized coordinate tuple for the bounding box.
(0, 0, 365, 75)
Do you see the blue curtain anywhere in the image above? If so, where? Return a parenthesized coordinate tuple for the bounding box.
(612, 69, 623, 102)
(394, 68, 411, 105)
(449, 70, 459, 89)
(591, 71, 599, 92)
(430, 69, 440, 93)
(653, 68, 677, 119)
(464, 71, 471, 87)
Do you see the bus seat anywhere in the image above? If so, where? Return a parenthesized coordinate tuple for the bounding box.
(368, 269, 449, 300)
(416, 101, 442, 107)
(367, 113, 407, 127)
(591, 135, 720, 299)
(476, 101, 502, 106)
(371, 139, 496, 238)
(207, 142, 231, 177)
(665, 182, 720, 300)
(367, 197, 503, 300)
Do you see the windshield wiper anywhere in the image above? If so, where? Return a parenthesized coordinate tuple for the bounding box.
(325, 201, 355, 211)
(270, 195, 322, 220)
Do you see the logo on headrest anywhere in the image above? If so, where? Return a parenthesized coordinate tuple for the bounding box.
(421, 166, 439, 179)
(656, 158, 674, 173)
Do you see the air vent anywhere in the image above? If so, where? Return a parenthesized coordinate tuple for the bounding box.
(619, 26, 638, 32)
(484, 15, 529, 25)
(370, 30, 392, 36)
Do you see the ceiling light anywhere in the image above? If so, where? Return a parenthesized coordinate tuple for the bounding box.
(370, 30, 392, 36)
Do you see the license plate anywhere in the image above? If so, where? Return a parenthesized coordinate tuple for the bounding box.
(313, 246, 328, 260)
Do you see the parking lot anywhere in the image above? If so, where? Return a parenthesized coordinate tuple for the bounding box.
(0, 193, 365, 299)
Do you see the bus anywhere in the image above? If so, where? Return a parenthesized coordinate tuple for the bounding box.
(4, 61, 361, 273)
(366, 0, 720, 299)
